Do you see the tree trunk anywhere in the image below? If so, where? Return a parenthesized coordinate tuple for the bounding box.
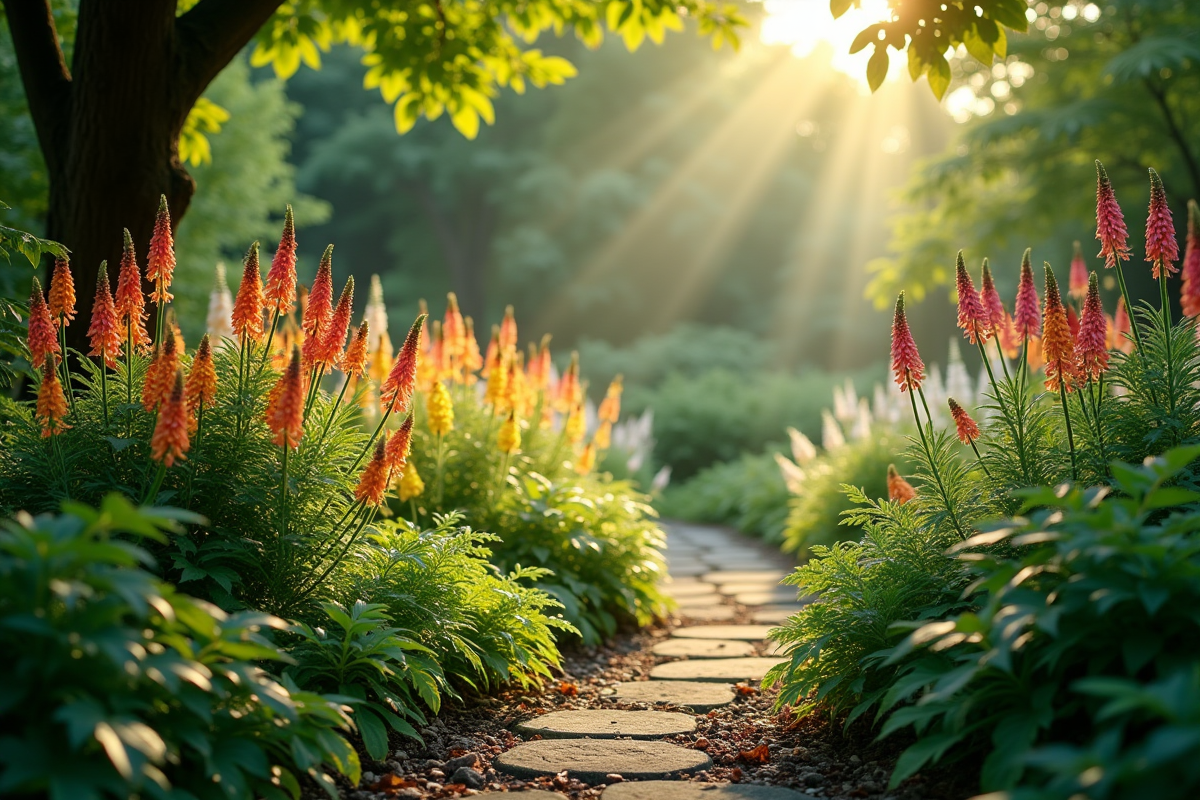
(47, 3, 194, 351)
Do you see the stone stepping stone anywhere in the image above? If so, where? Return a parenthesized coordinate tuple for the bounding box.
(515, 710, 696, 740)
(651, 638, 755, 658)
(672, 605, 736, 621)
(715, 581, 783, 596)
(494, 739, 710, 783)
(751, 605, 805, 624)
(493, 793, 569, 800)
(603, 780, 808, 800)
(734, 588, 799, 606)
(668, 563, 708, 577)
(701, 558, 780, 571)
(610, 680, 735, 712)
(670, 594, 725, 608)
(703, 570, 789, 584)
(671, 624, 774, 641)
(650, 657, 783, 682)
(663, 583, 722, 599)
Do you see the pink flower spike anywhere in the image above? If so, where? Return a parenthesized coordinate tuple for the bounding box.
(1076, 273, 1109, 381)
(1013, 249, 1041, 341)
(1095, 160, 1131, 269)
(1069, 241, 1088, 300)
(979, 259, 1005, 332)
(955, 252, 990, 343)
(1146, 168, 1179, 278)
(891, 292, 925, 393)
(1182, 200, 1200, 317)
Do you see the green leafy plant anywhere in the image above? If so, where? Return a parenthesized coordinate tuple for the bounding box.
(657, 450, 792, 541)
(0, 494, 360, 799)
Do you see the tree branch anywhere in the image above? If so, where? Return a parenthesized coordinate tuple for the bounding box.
(1, 0, 71, 176)
(1143, 77, 1200, 201)
(174, 0, 285, 114)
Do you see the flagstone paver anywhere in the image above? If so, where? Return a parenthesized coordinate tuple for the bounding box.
(602, 781, 809, 800)
(651, 638, 755, 658)
(733, 589, 801, 606)
(650, 656, 783, 682)
(668, 593, 727, 608)
(750, 605, 805, 624)
(515, 710, 697, 740)
(663, 583, 725, 599)
(715, 581, 783, 596)
(670, 624, 775, 641)
(609, 680, 736, 712)
(672, 605, 737, 621)
(494, 739, 712, 782)
(702, 570, 790, 583)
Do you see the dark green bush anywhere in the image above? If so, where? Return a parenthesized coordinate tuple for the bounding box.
(0, 495, 360, 799)
(657, 450, 791, 541)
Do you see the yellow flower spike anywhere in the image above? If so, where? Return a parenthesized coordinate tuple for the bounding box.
(575, 442, 596, 475)
(484, 351, 509, 408)
(598, 374, 623, 423)
(565, 401, 586, 444)
(594, 420, 612, 451)
(398, 461, 426, 501)
(427, 380, 455, 437)
(497, 409, 522, 454)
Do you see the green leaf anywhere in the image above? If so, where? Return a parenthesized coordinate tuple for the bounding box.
(353, 708, 389, 760)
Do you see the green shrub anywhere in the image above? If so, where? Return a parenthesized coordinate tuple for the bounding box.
(0, 495, 360, 799)
(657, 450, 791, 541)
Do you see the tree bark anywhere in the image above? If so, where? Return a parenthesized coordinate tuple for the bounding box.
(3, 0, 283, 350)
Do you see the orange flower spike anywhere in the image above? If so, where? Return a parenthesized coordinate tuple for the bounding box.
(948, 398, 980, 445)
(594, 420, 612, 450)
(887, 464, 916, 504)
(146, 195, 176, 303)
(301, 245, 335, 367)
(996, 310, 1020, 359)
(443, 292, 465, 360)
(318, 276, 354, 371)
(385, 414, 415, 477)
(266, 347, 305, 448)
(141, 333, 179, 411)
(1068, 241, 1089, 301)
(462, 316, 483, 383)
(483, 324, 501, 376)
(36, 362, 70, 438)
(232, 242, 265, 342)
(342, 320, 370, 377)
(890, 292, 924, 393)
(1076, 273, 1109, 381)
(536, 334, 553, 391)
(151, 371, 190, 467)
(1041, 264, 1077, 393)
(264, 205, 298, 315)
(955, 252, 990, 343)
(27, 277, 59, 370)
(598, 375, 624, 424)
(380, 314, 426, 414)
(186, 334, 218, 411)
(1182, 200, 1200, 317)
(355, 436, 391, 506)
(499, 304, 518, 353)
(87, 262, 122, 369)
(48, 258, 76, 326)
(114, 228, 151, 353)
(575, 442, 596, 476)
(557, 351, 581, 410)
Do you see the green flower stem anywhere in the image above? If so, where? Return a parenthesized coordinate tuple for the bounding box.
(967, 437, 992, 477)
(1159, 272, 1175, 415)
(235, 332, 249, 435)
(908, 378, 965, 539)
(260, 308, 282, 371)
(975, 332, 1028, 479)
(50, 434, 71, 500)
(142, 461, 166, 506)
(434, 433, 446, 505)
(303, 364, 323, 421)
(57, 318, 75, 415)
(353, 397, 397, 471)
(1113, 261, 1144, 351)
(182, 401, 205, 510)
(279, 442, 290, 539)
(154, 299, 165, 349)
(1057, 377, 1078, 481)
(318, 375, 352, 443)
(99, 357, 109, 430)
(295, 504, 374, 605)
(1089, 378, 1108, 469)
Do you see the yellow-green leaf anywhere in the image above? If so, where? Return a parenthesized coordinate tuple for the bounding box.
(867, 46, 889, 92)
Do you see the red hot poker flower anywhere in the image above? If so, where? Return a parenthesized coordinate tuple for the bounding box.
(355, 436, 391, 506)
(1042, 264, 1077, 392)
(380, 314, 426, 414)
(142, 334, 179, 411)
(302, 245, 335, 367)
(264, 205, 298, 315)
(979, 260, 1005, 333)
(1095, 160, 1131, 268)
(443, 292, 465, 361)
(186, 334, 218, 411)
(1067, 305, 1080, 340)
(317, 277, 354, 370)
(114, 229, 151, 353)
(887, 464, 916, 504)
(1146, 168, 1179, 277)
(1013, 250, 1041, 342)
(385, 414, 415, 477)
(1076, 273, 1109, 381)
(266, 347, 305, 448)
(151, 371, 190, 467)
(27, 276, 59, 370)
(342, 320, 370, 377)
(1069, 241, 1088, 300)
(1113, 296, 1133, 354)
(48, 258, 76, 325)
(499, 305, 518, 353)
(1182, 200, 1200, 317)
(890, 292, 925, 393)
(146, 195, 176, 303)
(947, 398, 980, 445)
(36, 362, 70, 438)
(232, 242, 265, 342)
(87, 262, 122, 369)
(955, 252, 990, 343)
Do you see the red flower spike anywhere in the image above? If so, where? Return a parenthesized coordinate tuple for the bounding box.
(1066, 305, 1080, 339)
(1076, 273, 1109, 381)
(342, 320, 370, 377)
(948, 398, 980, 445)
(1095, 160, 1131, 268)
(264, 205, 298, 314)
(499, 305, 518, 353)
(48, 258, 76, 325)
(317, 276, 354, 371)
(142, 334, 179, 412)
(887, 464, 916, 504)
(355, 436, 391, 507)
(979, 260, 1005, 333)
(890, 292, 925, 393)
(36, 362, 70, 438)
(385, 413, 415, 477)
(87, 262, 122, 369)
(1182, 200, 1200, 317)
(114, 229, 151, 353)
(380, 314, 426, 413)
(443, 292, 465, 361)
(1042, 264, 1077, 392)
(151, 371, 190, 467)
(997, 310, 1020, 359)
(1013, 249, 1041, 341)
(302, 244, 335, 367)
(1146, 168, 1179, 277)
(1069, 241, 1088, 300)
(146, 195, 176, 303)
(186, 334, 218, 411)
(232, 242, 266, 342)
(1113, 296, 1133, 354)
(955, 252, 990, 343)
(266, 347, 305, 448)
(27, 276, 59, 370)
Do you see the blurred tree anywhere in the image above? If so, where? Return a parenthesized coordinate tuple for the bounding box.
(867, 0, 1200, 309)
(0, 0, 745, 348)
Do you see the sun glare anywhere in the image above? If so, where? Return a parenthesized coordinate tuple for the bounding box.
(758, 0, 903, 90)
